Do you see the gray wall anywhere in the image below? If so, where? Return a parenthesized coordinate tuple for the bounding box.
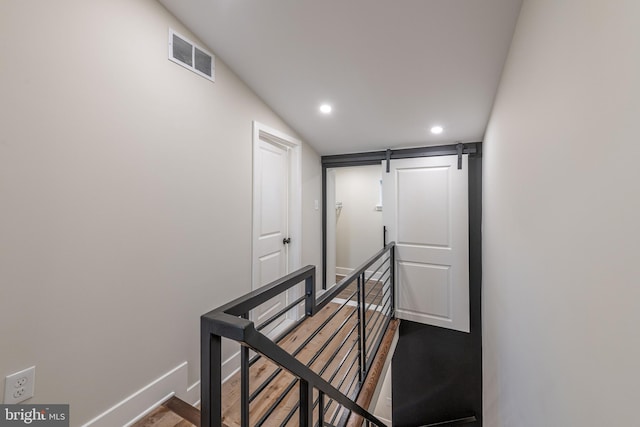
(483, 0, 640, 425)
(335, 165, 383, 272)
(0, 0, 321, 424)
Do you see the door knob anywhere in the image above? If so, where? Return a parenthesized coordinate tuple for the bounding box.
(283, 237, 291, 244)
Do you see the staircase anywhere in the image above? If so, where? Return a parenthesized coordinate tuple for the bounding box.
(137, 240, 478, 427)
(201, 244, 397, 427)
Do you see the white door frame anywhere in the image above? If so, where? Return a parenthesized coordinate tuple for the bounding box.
(252, 121, 302, 298)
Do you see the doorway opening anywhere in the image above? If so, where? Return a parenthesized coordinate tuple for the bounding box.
(325, 165, 383, 291)
(320, 143, 483, 425)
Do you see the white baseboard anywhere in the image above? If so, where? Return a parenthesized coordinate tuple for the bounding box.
(82, 362, 189, 427)
(330, 297, 359, 308)
(331, 297, 388, 312)
(222, 350, 240, 384)
(376, 416, 392, 425)
(184, 380, 201, 407)
(180, 349, 240, 409)
(336, 267, 384, 281)
(370, 326, 398, 425)
(81, 359, 219, 427)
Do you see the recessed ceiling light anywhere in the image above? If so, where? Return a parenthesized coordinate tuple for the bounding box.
(430, 125, 444, 134)
(319, 104, 332, 114)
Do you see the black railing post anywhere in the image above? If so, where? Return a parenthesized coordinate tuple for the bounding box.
(201, 319, 222, 427)
(318, 391, 325, 427)
(305, 272, 316, 316)
(390, 245, 396, 318)
(240, 313, 249, 427)
(356, 274, 363, 384)
(299, 379, 313, 426)
(360, 271, 367, 379)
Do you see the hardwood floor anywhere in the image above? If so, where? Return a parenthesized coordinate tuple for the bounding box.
(138, 298, 393, 427)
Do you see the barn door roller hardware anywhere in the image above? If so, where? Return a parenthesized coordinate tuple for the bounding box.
(386, 149, 392, 173)
(456, 143, 464, 170)
(322, 143, 479, 169)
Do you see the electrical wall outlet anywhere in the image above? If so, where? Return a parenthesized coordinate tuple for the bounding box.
(4, 366, 35, 404)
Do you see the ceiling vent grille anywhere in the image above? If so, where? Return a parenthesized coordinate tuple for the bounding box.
(168, 29, 215, 82)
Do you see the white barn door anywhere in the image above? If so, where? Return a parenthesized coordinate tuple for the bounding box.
(382, 155, 469, 333)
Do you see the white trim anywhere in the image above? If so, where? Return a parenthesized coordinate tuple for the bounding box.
(184, 381, 201, 407)
(252, 122, 302, 317)
(81, 356, 242, 426)
(336, 267, 384, 282)
(368, 327, 398, 414)
(331, 297, 359, 308)
(376, 416, 392, 425)
(331, 298, 389, 313)
(82, 362, 189, 427)
(222, 350, 241, 384)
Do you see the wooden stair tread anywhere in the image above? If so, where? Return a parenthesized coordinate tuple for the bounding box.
(164, 396, 201, 426)
(132, 397, 201, 427)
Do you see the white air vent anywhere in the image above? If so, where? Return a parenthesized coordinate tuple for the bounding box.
(168, 29, 215, 82)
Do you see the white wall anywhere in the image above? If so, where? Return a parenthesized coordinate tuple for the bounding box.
(335, 166, 383, 272)
(0, 0, 321, 424)
(302, 145, 323, 288)
(483, 1, 640, 425)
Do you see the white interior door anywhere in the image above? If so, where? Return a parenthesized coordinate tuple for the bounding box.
(253, 136, 291, 336)
(382, 155, 470, 332)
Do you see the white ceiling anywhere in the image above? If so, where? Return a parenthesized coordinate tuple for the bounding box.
(159, 0, 523, 155)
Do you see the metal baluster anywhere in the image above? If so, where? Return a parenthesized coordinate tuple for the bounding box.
(356, 274, 363, 384)
(360, 271, 367, 380)
(318, 392, 325, 427)
(390, 245, 396, 318)
(299, 379, 313, 426)
(241, 313, 250, 427)
(200, 323, 222, 427)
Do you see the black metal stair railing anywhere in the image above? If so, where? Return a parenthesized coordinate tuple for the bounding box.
(201, 242, 396, 427)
